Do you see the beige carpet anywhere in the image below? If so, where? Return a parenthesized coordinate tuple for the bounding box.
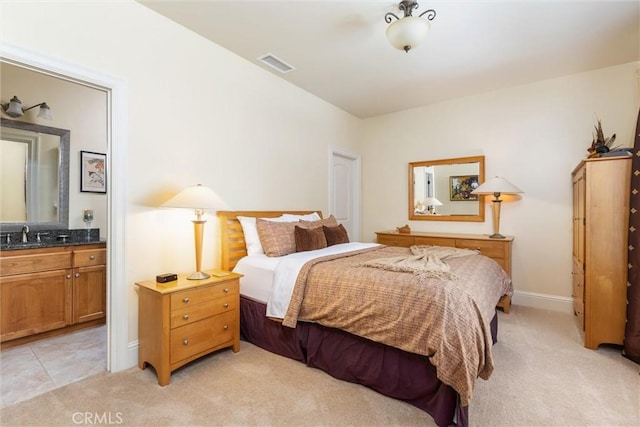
(1, 306, 638, 426)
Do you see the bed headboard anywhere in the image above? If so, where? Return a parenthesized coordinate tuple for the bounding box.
(217, 210, 322, 271)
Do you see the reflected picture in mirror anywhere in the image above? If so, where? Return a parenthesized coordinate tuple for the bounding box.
(409, 156, 485, 222)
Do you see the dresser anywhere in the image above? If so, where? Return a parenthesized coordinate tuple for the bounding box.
(572, 156, 630, 349)
(136, 271, 241, 385)
(376, 231, 514, 313)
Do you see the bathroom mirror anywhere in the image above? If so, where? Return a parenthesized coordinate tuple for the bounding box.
(0, 118, 70, 231)
(409, 155, 485, 222)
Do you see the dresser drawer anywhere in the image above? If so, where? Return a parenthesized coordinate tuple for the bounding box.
(377, 234, 415, 247)
(455, 239, 505, 259)
(170, 310, 236, 364)
(170, 280, 238, 309)
(0, 253, 72, 276)
(414, 236, 456, 247)
(72, 249, 106, 267)
(171, 297, 238, 329)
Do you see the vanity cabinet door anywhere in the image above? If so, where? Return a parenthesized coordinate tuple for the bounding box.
(72, 265, 106, 324)
(0, 269, 72, 342)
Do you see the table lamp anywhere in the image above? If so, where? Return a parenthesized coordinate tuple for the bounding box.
(471, 176, 523, 239)
(424, 197, 443, 214)
(161, 184, 228, 279)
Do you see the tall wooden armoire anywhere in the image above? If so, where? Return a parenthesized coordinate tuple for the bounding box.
(572, 156, 631, 349)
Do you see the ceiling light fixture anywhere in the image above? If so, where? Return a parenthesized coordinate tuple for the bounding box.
(1, 95, 52, 120)
(385, 0, 436, 53)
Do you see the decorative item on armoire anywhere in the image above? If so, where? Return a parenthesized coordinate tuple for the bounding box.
(587, 119, 617, 157)
(623, 109, 640, 365)
(396, 224, 411, 234)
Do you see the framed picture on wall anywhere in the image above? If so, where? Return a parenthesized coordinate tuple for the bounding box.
(449, 175, 479, 201)
(80, 151, 106, 193)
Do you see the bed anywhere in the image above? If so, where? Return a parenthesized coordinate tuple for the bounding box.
(218, 210, 512, 427)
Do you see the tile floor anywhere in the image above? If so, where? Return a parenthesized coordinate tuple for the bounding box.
(0, 325, 107, 408)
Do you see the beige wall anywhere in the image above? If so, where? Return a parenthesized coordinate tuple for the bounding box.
(0, 1, 362, 346)
(1, 63, 109, 234)
(362, 61, 640, 303)
(2, 1, 638, 362)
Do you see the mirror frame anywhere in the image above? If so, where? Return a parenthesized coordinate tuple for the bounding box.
(1, 118, 70, 231)
(409, 155, 485, 222)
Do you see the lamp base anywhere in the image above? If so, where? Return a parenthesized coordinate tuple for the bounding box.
(489, 233, 506, 239)
(187, 271, 211, 280)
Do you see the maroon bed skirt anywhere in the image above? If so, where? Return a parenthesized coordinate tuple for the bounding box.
(240, 296, 499, 427)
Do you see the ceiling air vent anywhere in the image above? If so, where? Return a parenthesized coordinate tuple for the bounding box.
(257, 53, 295, 74)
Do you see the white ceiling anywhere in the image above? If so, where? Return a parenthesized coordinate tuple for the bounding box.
(139, 1, 640, 118)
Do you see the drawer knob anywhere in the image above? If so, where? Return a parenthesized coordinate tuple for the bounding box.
(183, 339, 189, 346)
(75, 273, 80, 278)
(223, 303, 229, 308)
(89, 255, 95, 260)
(223, 288, 229, 293)
(183, 297, 190, 303)
(183, 314, 189, 320)
(223, 325, 229, 331)
(66, 274, 72, 279)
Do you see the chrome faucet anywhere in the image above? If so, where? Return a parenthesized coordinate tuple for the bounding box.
(22, 225, 29, 243)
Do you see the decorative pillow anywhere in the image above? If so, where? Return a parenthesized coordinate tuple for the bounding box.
(238, 215, 297, 256)
(256, 218, 298, 257)
(281, 212, 321, 222)
(298, 215, 339, 230)
(294, 226, 328, 252)
(323, 224, 350, 246)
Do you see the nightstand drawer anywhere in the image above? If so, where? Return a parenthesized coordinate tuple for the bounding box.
(171, 297, 238, 329)
(170, 281, 238, 309)
(455, 239, 505, 258)
(377, 234, 415, 247)
(414, 237, 455, 247)
(170, 310, 236, 364)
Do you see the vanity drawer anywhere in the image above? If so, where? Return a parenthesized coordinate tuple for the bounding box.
(73, 249, 106, 267)
(170, 280, 238, 309)
(377, 234, 415, 247)
(0, 253, 72, 276)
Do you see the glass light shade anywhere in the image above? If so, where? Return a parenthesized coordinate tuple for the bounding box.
(38, 103, 53, 120)
(424, 197, 443, 206)
(5, 96, 23, 118)
(386, 16, 429, 52)
(161, 184, 228, 212)
(471, 177, 523, 195)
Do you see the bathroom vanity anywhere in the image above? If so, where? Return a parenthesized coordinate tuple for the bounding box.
(0, 240, 106, 348)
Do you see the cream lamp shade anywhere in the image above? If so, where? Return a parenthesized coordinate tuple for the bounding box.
(471, 176, 523, 239)
(161, 184, 228, 280)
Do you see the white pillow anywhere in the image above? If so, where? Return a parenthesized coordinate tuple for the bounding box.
(237, 215, 297, 256)
(280, 212, 321, 222)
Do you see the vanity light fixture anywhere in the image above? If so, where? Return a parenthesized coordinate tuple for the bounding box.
(161, 184, 229, 280)
(385, 0, 436, 53)
(471, 176, 523, 239)
(1, 95, 52, 120)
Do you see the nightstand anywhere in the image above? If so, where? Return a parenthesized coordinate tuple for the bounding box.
(136, 270, 241, 385)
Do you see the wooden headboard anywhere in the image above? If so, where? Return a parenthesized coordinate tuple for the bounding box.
(217, 211, 322, 271)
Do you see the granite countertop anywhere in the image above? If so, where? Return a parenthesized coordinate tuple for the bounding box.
(0, 229, 105, 251)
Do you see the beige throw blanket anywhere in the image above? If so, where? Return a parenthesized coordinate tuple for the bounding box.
(356, 245, 479, 280)
(282, 245, 513, 406)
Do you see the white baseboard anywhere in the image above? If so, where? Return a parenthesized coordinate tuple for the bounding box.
(511, 290, 574, 314)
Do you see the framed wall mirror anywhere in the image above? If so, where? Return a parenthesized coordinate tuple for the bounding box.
(409, 155, 485, 222)
(0, 118, 70, 231)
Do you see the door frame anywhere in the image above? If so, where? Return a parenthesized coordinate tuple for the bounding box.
(2, 42, 130, 371)
(329, 147, 361, 242)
